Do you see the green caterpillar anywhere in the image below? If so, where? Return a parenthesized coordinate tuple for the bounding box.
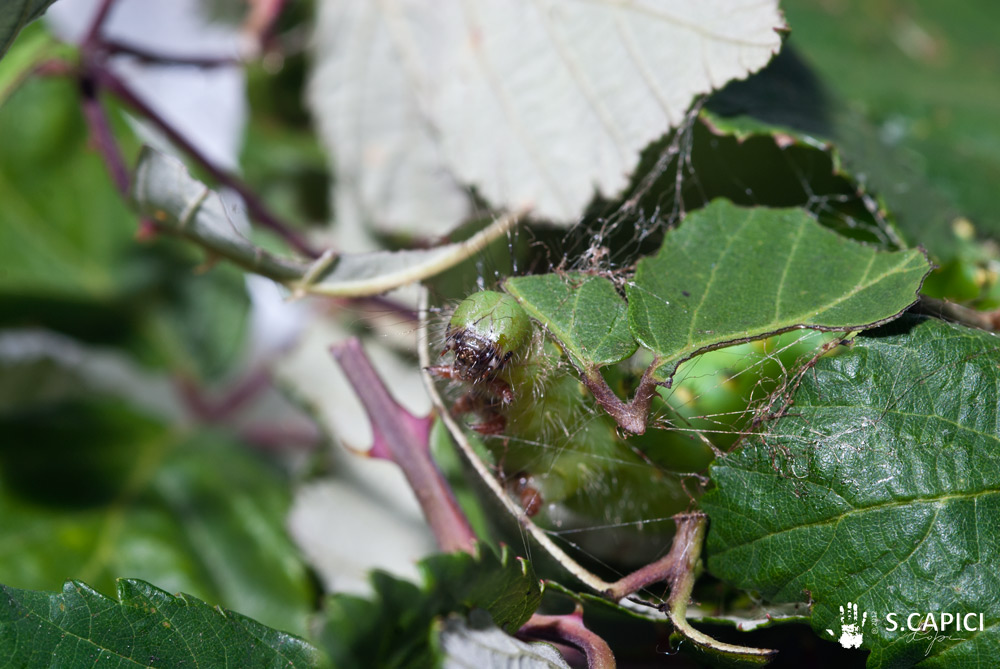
(431, 287, 824, 564)
(430, 290, 696, 562)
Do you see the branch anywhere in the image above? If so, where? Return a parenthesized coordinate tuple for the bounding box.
(93, 67, 318, 257)
(79, 74, 130, 196)
(914, 295, 1000, 332)
(518, 607, 616, 669)
(101, 38, 241, 68)
(83, 0, 118, 47)
(331, 337, 477, 554)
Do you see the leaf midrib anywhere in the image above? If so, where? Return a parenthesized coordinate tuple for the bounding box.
(708, 482, 1000, 560)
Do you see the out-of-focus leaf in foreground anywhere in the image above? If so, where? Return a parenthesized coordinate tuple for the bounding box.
(0, 77, 250, 380)
(317, 547, 542, 667)
(0, 0, 57, 59)
(309, 0, 784, 238)
(0, 336, 315, 636)
(628, 199, 930, 381)
(0, 579, 322, 668)
(703, 316, 1000, 668)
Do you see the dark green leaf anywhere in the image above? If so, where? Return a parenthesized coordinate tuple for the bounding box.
(0, 0, 58, 60)
(0, 352, 315, 635)
(628, 199, 930, 381)
(0, 578, 322, 667)
(703, 316, 1000, 668)
(317, 547, 542, 667)
(504, 272, 637, 369)
(0, 79, 250, 380)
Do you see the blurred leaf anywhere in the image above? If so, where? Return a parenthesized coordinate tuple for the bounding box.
(436, 613, 570, 669)
(782, 0, 1000, 242)
(703, 316, 1000, 668)
(0, 347, 315, 635)
(317, 547, 542, 667)
(504, 273, 637, 369)
(0, 78, 250, 379)
(0, 78, 134, 297)
(0, 579, 322, 667)
(627, 199, 930, 381)
(0, 0, 58, 60)
(309, 0, 784, 238)
(0, 22, 71, 107)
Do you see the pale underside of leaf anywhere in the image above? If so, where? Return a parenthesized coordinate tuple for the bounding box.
(627, 199, 931, 381)
(438, 615, 571, 669)
(132, 147, 519, 297)
(703, 317, 1000, 668)
(310, 0, 785, 237)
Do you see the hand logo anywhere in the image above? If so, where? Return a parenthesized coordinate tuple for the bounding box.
(826, 601, 867, 649)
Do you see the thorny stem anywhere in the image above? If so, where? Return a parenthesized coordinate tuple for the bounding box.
(331, 337, 478, 554)
(518, 607, 616, 669)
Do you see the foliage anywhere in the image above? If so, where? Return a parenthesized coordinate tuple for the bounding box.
(1, 1, 998, 668)
(315, 547, 543, 667)
(0, 578, 321, 667)
(703, 317, 1000, 667)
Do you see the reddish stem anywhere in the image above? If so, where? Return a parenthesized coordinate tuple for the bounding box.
(331, 337, 477, 554)
(518, 607, 616, 669)
(83, 0, 118, 46)
(177, 368, 273, 422)
(604, 512, 704, 601)
(79, 74, 130, 195)
(92, 66, 318, 258)
(101, 38, 241, 68)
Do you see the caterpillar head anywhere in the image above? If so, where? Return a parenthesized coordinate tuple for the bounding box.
(442, 290, 531, 383)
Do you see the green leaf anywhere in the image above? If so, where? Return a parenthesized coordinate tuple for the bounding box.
(0, 79, 250, 380)
(628, 199, 930, 381)
(0, 578, 322, 667)
(317, 547, 542, 667)
(704, 47, 966, 265)
(504, 272, 637, 369)
(0, 0, 57, 60)
(0, 349, 316, 635)
(781, 0, 1000, 244)
(702, 316, 1000, 668)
